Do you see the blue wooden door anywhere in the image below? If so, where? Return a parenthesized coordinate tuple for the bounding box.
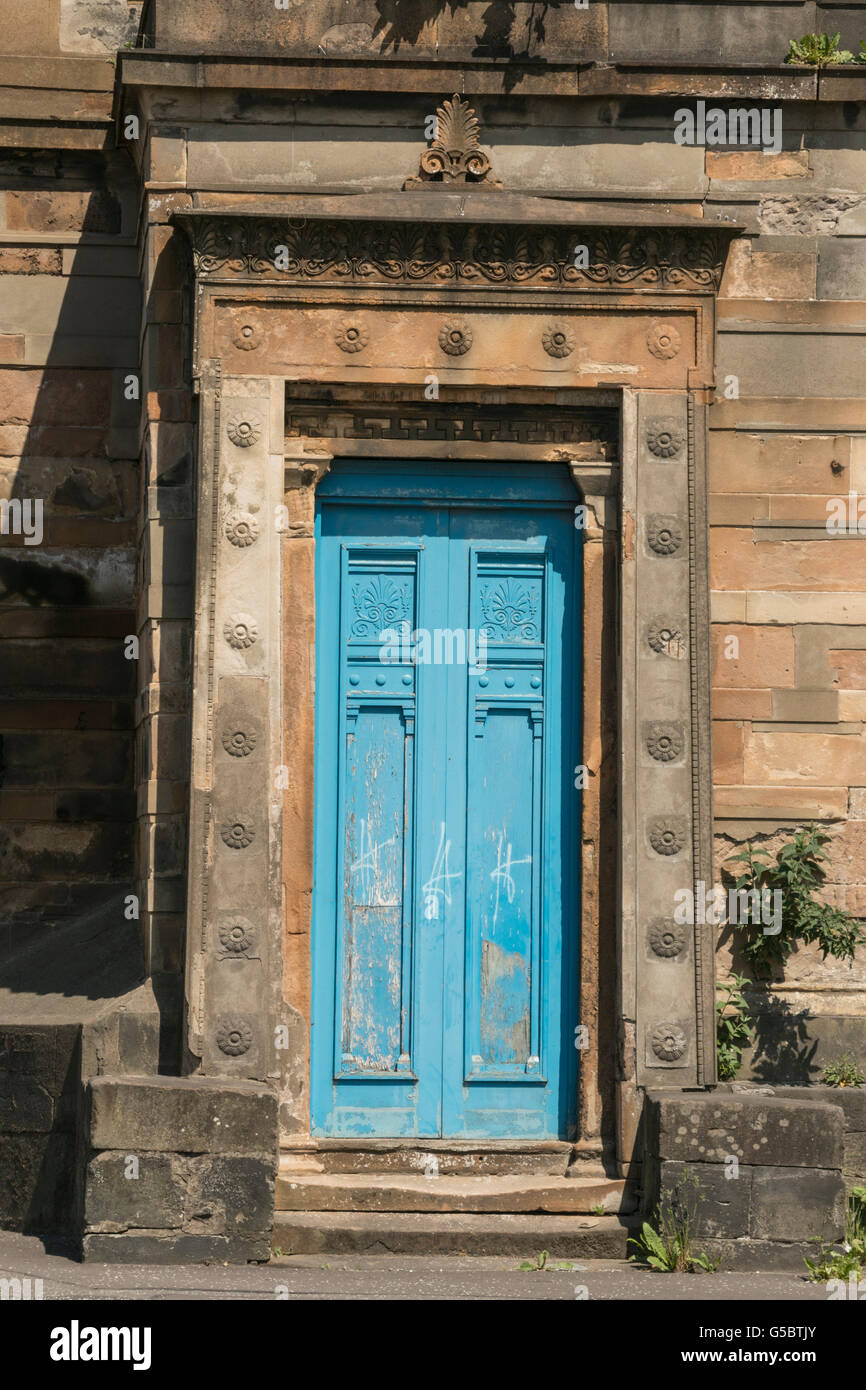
(311, 462, 581, 1138)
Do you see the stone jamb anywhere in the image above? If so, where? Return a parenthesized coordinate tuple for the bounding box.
(175, 216, 724, 1158)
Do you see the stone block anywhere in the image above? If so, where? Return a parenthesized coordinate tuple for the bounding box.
(831, 649, 866, 688)
(0, 1131, 77, 1233)
(647, 1091, 844, 1169)
(817, 239, 866, 301)
(744, 731, 866, 787)
(771, 689, 840, 722)
(193, 1155, 275, 1235)
(843, 1132, 866, 1185)
(657, 1160, 752, 1240)
(708, 150, 811, 182)
(88, 1075, 278, 1157)
(5, 190, 121, 234)
(81, 1231, 271, 1263)
(772, 1084, 866, 1131)
(717, 331, 866, 400)
(85, 1153, 184, 1233)
(750, 1165, 845, 1242)
(709, 432, 851, 497)
(712, 720, 744, 784)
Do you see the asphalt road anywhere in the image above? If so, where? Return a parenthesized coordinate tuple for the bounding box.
(0, 1229, 835, 1301)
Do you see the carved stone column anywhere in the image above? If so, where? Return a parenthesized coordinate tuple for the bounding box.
(620, 389, 716, 1104)
(280, 446, 332, 1132)
(184, 367, 284, 1083)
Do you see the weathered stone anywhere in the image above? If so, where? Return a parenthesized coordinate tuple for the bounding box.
(657, 1159, 753, 1239)
(81, 1231, 271, 1263)
(647, 1092, 844, 1168)
(88, 1076, 278, 1156)
(85, 1153, 184, 1233)
(750, 1165, 845, 1242)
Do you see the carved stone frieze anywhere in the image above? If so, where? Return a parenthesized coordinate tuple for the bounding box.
(179, 216, 728, 293)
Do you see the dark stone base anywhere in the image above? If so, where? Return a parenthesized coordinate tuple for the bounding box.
(81, 1075, 278, 1264)
(82, 1232, 272, 1264)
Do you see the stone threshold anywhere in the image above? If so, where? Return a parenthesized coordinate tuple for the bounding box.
(276, 1169, 632, 1216)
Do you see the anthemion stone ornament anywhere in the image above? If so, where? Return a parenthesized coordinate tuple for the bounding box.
(223, 614, 259, 649)
(216, 1016, 254, 1056)
(334, 321, 368, 353)
(220, 819, 256, 850)
(439, 321, 473, 356)
(651, 1022, 687, 1062)
(542, 322, 575, 358)
(649, 820, 686, 856)
(226, 413, 262, 449)
(647, 516, 683, 555)
(221, 729, 258, 758)
(224, 511, 260, 547)
(646, 320, 682, 359)
(404, 93, 502, 187)
(646, 723, 685, 762)
(646, 419, 684, 458)
(647, 621, 686, 658)
(648, 919, 688, 959)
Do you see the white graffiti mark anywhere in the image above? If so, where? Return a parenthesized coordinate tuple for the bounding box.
(490, 828, 531, 927)
(350, 818, 396, 901)
(422, 822, 462, 920)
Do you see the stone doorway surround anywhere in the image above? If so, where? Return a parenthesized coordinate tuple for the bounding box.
(171, 196, 736, 1172)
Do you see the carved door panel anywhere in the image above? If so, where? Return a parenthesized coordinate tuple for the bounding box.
(311, 462, 580, 1138)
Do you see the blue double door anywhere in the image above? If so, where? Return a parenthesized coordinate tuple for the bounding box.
(312, 462, 581, 1138)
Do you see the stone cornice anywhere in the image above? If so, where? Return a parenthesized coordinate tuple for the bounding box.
(174, 214, 734, 293)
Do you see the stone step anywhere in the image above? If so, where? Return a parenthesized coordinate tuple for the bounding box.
(279, 1138, 575, 1177)
(275, 1168, 634, 1214)
(273, 1211, 633, 1257)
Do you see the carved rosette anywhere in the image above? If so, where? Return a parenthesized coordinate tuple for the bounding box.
(649, 820, 686, 856)
(439, 321, 473, 356)
(216, 1016, 254, 1056)
(646, 419, 684, 458)
(226, 413, 262, 449)
(224, 511, 260, 548)
(218, 921, 257, 956)
(220, 820, 256, 850)
(647, 621, 686, 658)
(335, 321, 368, 353)
(648, 919, 688, 959)
(221, 729, 258, 758)
(651, 1022, 687, 1062)
(233, 322, 261, 351)
(223, 614, 259, 650)
(647, 517, 683, 556)
(647, 321, 682, 360)
(542, 322, 575, 358)
(646, 723, 685, 763)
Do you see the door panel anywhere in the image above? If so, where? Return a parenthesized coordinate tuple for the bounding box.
(312, 463, 580, 1139)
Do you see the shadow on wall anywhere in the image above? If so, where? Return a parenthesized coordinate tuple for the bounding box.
(746, 995, 821, 1086)
(0, 139, 188, 1234)
(371, 0, 567, 58)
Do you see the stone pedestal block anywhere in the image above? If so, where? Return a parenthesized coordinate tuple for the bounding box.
(81, 1075, 278, 1263)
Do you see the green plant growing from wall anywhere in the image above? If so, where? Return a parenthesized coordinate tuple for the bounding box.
(804, 1188, 866, 1282)
(786, 32, 854, 65)
(628, 1170, 721, 1273)
(820, 1053, 865, 1087)
(716, 973, 754, 1080)
(722, 825, 866, 978)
